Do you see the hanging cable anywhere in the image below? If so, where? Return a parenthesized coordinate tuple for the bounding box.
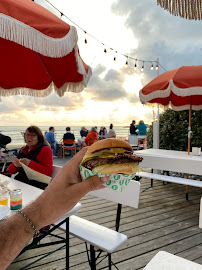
(44, 0, 167, 72)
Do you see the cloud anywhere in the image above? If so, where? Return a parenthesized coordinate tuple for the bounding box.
(111, 0, 202, 87)
(87, 65, 127, 101)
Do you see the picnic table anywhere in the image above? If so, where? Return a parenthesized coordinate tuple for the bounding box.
(135, 148, 202, 175)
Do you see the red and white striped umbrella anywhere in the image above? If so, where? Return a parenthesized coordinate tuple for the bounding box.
(0, 0, 92, 97)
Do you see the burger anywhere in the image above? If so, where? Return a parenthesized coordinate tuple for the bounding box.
(81, 138, 143, 175)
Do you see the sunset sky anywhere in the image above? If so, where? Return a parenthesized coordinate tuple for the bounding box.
(0, 0, 202, 126)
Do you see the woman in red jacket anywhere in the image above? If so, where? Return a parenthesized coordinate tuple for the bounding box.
(84, 127, 98, 146)
(8, 126, 53, 189)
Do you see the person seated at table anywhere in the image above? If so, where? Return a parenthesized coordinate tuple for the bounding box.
(137, 120, 147, 135)
(80, 127, 88, 138)
(7, 126, 53, 189)
(105, 124, 116, 138)
(95, 126, 99, 134)
(130, 120, 138, 135)
(99, 126, 107, 140)
(45, 126, 58, 157)
(78, 127, 88, 149)
(84, 127, 98, 146)
(63, 127, 75, 146)
(0, 132, 11, 147)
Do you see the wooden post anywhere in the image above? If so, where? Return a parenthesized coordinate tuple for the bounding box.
(186, 100, 192, 200)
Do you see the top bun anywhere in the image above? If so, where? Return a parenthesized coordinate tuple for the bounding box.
(87, 138, 133, 153)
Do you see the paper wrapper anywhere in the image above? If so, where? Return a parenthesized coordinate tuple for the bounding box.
(80, 165, 136, 193)
(20, 162, 51, 184)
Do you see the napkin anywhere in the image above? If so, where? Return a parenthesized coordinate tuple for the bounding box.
(20, 162, 51, 184)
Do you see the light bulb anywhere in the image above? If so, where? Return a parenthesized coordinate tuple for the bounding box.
(151, 64, 154, 70)
(104, 48, 107, 53)
(156, 64, 159, 70)
(114, 56, 116, 61)
(141, 65, 144, 72)
(134, 63, 137, 70)
(125, 61, 128, 68)
(84, 39, 87, 44)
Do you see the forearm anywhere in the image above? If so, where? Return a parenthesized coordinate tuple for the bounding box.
(0, 203, 42, 270)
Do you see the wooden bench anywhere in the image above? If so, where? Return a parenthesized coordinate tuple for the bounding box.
(60, 180, 141, 270)
(136, 171, 202, 188)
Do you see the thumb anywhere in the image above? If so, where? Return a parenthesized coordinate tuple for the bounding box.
(81, 175, 109, 192)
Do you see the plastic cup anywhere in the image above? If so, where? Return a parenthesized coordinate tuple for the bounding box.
(0, 188, 9, 206)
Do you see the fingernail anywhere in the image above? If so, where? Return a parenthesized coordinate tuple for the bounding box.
(100, 177, 109, 183)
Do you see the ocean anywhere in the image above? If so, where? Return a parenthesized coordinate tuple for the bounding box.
(0, 126, 130, 148)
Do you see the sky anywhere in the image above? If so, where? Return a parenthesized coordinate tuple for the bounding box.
(1, 0, 202, 127)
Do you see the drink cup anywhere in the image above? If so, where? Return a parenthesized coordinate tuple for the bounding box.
(0, 188, 9, 206)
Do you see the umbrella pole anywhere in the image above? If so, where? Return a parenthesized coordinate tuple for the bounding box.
(186, 101, 192, 200)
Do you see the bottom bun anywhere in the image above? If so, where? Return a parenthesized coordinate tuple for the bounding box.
(92, 163, 141, 175)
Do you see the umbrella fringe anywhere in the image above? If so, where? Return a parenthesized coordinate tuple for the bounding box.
(0, 13, 78, 58)
(0, 79, 91, 98)
(140, 102, 202, 111)
(140, 79, 202, 102)
(157, 0, 202, 20)
(74, 45, 93, 86)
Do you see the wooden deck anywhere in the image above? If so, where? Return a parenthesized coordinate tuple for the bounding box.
(8, 156, 202, 270)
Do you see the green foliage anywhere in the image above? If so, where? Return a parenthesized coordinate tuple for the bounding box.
(147, 109, 202, 151)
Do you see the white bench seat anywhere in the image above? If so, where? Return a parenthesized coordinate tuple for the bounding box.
(60, 216, 127, 253)
(136, 171, 202, 188)
(143, 251, 202, 270)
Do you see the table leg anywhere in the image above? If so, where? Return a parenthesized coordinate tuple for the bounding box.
(90, 245, 96, 270)
(151, 169, 153, 187)
(66, 217, 70, 269)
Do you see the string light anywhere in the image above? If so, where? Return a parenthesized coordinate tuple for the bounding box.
(44, 0, 167, 72)
(114, 51, 117, 61)
(141, 62, 144, 72)
(125, 57, 129, 68)
(151, 63, 154, 70)
(84, 31, 87, 44)
(134, 60, 137, 70)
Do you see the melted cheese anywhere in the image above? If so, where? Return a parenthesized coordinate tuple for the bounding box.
(81, 148, 128, 165)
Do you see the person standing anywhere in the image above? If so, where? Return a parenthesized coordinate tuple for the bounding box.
(45, 127, 57, 157)
(130, 120, 138, 135)
(137, 120, 147, 135)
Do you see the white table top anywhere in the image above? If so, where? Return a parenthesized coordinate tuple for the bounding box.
(143, 251, 202, 270)
(0, 174, 81, 220)
(135, 148, 202, 175)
